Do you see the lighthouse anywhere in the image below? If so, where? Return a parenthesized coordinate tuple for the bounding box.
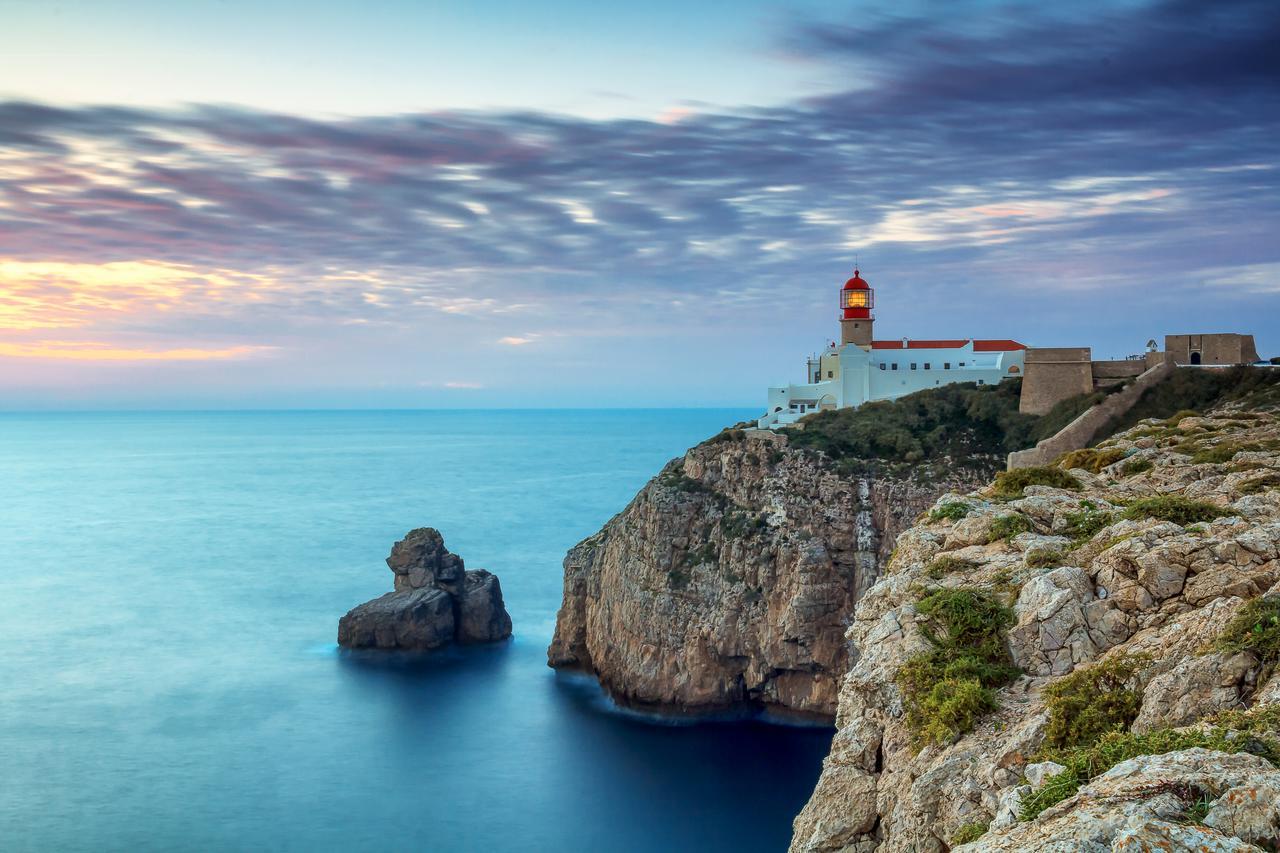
(840, 269, 874, 347)
(756, 267, 1028, 428)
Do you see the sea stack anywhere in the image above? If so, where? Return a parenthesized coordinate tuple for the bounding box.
(338, 528, 512, 650)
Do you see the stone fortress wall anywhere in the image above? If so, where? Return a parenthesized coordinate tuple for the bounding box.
(1010, 331, 1264, 470)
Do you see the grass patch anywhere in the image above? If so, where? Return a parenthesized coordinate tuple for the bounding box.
(896, 588, 1019, 748)
(993, 466, 1081, 499)
(1063, 504, 1116, 545)
(927, 554, 980, 579)
(1120, 457, 1154, 477)
(1056, 447, 1126, 473)
(989, 513, 1033, 541)
(1214, 595, 1280, 677)
(1191, 442, 1261, 464)
(1121, 495, 1227, 525)
(1042, 654, 1150, 751)
(1025, 547, 1064, 569)
(929, 501, 972, 522)
(1019, 726, 1280, 821)
(1090, 368, 1280, 441)
(951, 821, 989, 845)
(1239, 472, 1280, 495)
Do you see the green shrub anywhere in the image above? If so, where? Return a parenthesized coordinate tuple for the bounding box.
(1215, 595, 1280, 675)
(1063, 505, 1116, 545)
(1056, 447, 1126, 473)
(927, 554, 979, 579)
(1031, 390, 1105, 443)
(897, 588, 1019, 748)
(720, 511, 766, 539)
(1025, 547, 1064, 569)
(992, 466, 1081, 499)
(989, 513, 1033, 541)
(952, 821, 989, 845)
(1020, 725, 1280, 821)
(666, 568, 689, 589)
(1120, 458, 1154, 476)
(1093, 368, 1280, 440)
(930, 501, 972, 522)
(1042, 654, 1149, 751)
(703, 428, 746, 445)
(1121, 495, 1227, 525)
(783, 380, 1037, 470)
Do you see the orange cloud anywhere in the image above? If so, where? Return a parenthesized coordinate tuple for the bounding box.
(0, 259, 277, 331)
(0, 340, 273, 361)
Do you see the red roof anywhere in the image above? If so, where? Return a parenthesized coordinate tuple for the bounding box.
(871, 339, 1027, 351)
(842, 269, 870, 290)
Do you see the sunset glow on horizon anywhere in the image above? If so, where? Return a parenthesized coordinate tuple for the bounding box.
(1, 0, 1277, 407)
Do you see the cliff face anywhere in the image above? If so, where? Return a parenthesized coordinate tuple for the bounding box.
(791, 408, 1280, 851)
(547, 429, 997, 718)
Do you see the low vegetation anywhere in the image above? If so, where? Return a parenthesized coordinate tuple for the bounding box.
(1063, 502, 1116, 545)
(1041, 654, 1149, 751)
(1056, 447, 1126, 473)
(1025, 547, 1064, 569)
(897, 588, 1019, 748)
(1121, 495, 1227, 525)
(929, 501, 972, 522)
(1214, 595, 1280, 676)
(1119, 457, 1153, 476)
(783, 380, 1037, 472)
(951, 822, 989, 845)
(988, 513, 1033, 541)
(1020, 724, 1280, 821)
(1240, 472, 1280, 495)
(1093, 367, 1280, 440)
(926, 554, 979, 579)
(992, 466, 1081, 499)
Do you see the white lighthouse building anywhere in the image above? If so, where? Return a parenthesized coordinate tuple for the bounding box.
(757, 270, 1027, 429)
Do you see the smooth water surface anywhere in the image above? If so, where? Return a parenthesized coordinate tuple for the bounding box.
(0, 410, 832, 852)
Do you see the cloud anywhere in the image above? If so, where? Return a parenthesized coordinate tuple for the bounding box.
(0, 0, 1276, 391)
(0, 340, 273, 361)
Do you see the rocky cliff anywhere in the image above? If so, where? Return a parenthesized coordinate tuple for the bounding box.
(791, 406, 1280, 851)
(547, 428, 999, 718)
(339, 528, 512, 650)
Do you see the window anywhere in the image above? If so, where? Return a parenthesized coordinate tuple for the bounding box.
(977, 379, 985, 385)
(910, 362, 917, 370)
(878, 363, 886, 370)
(943, 362, 951, 370)
(923, 362, 931, 370)
(892, 363, 898, 371)
(958, 361, 966, 367)
(827, 371, 833, 378)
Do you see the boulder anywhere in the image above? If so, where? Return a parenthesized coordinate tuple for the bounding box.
(338, 528, 512, 650)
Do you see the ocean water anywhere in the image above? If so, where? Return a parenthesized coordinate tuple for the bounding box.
(0, 410, 833, 852)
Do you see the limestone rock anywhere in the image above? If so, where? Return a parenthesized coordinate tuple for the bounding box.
(789, 407, 1280, 852)
(1203, 779, 1280, 848)
(547, 431, 997, 717)
(338, 528, 512, 650)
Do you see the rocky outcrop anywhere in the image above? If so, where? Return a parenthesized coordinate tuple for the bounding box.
(547, 429, 998, 718)
(338, 528, 512, 650)
(792, 407, 1280, 851)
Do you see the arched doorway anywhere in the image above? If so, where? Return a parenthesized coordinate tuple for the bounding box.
(818, 394, 838, 411)
(1190, 351, 1202, 365)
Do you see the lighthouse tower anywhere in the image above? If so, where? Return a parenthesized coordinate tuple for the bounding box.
(840, 269, 874, 347)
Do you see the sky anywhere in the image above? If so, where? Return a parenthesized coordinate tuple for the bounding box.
(0, 0, 1277, 408)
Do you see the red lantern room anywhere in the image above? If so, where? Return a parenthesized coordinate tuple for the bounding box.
(841, 269, 873, 319)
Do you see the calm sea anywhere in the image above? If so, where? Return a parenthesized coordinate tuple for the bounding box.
(0, 410, 832, 852)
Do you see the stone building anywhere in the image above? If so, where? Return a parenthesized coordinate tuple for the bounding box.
(1164, 333, 1260, 366)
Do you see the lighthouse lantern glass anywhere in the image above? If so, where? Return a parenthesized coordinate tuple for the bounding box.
(842, 290, 872, 309)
